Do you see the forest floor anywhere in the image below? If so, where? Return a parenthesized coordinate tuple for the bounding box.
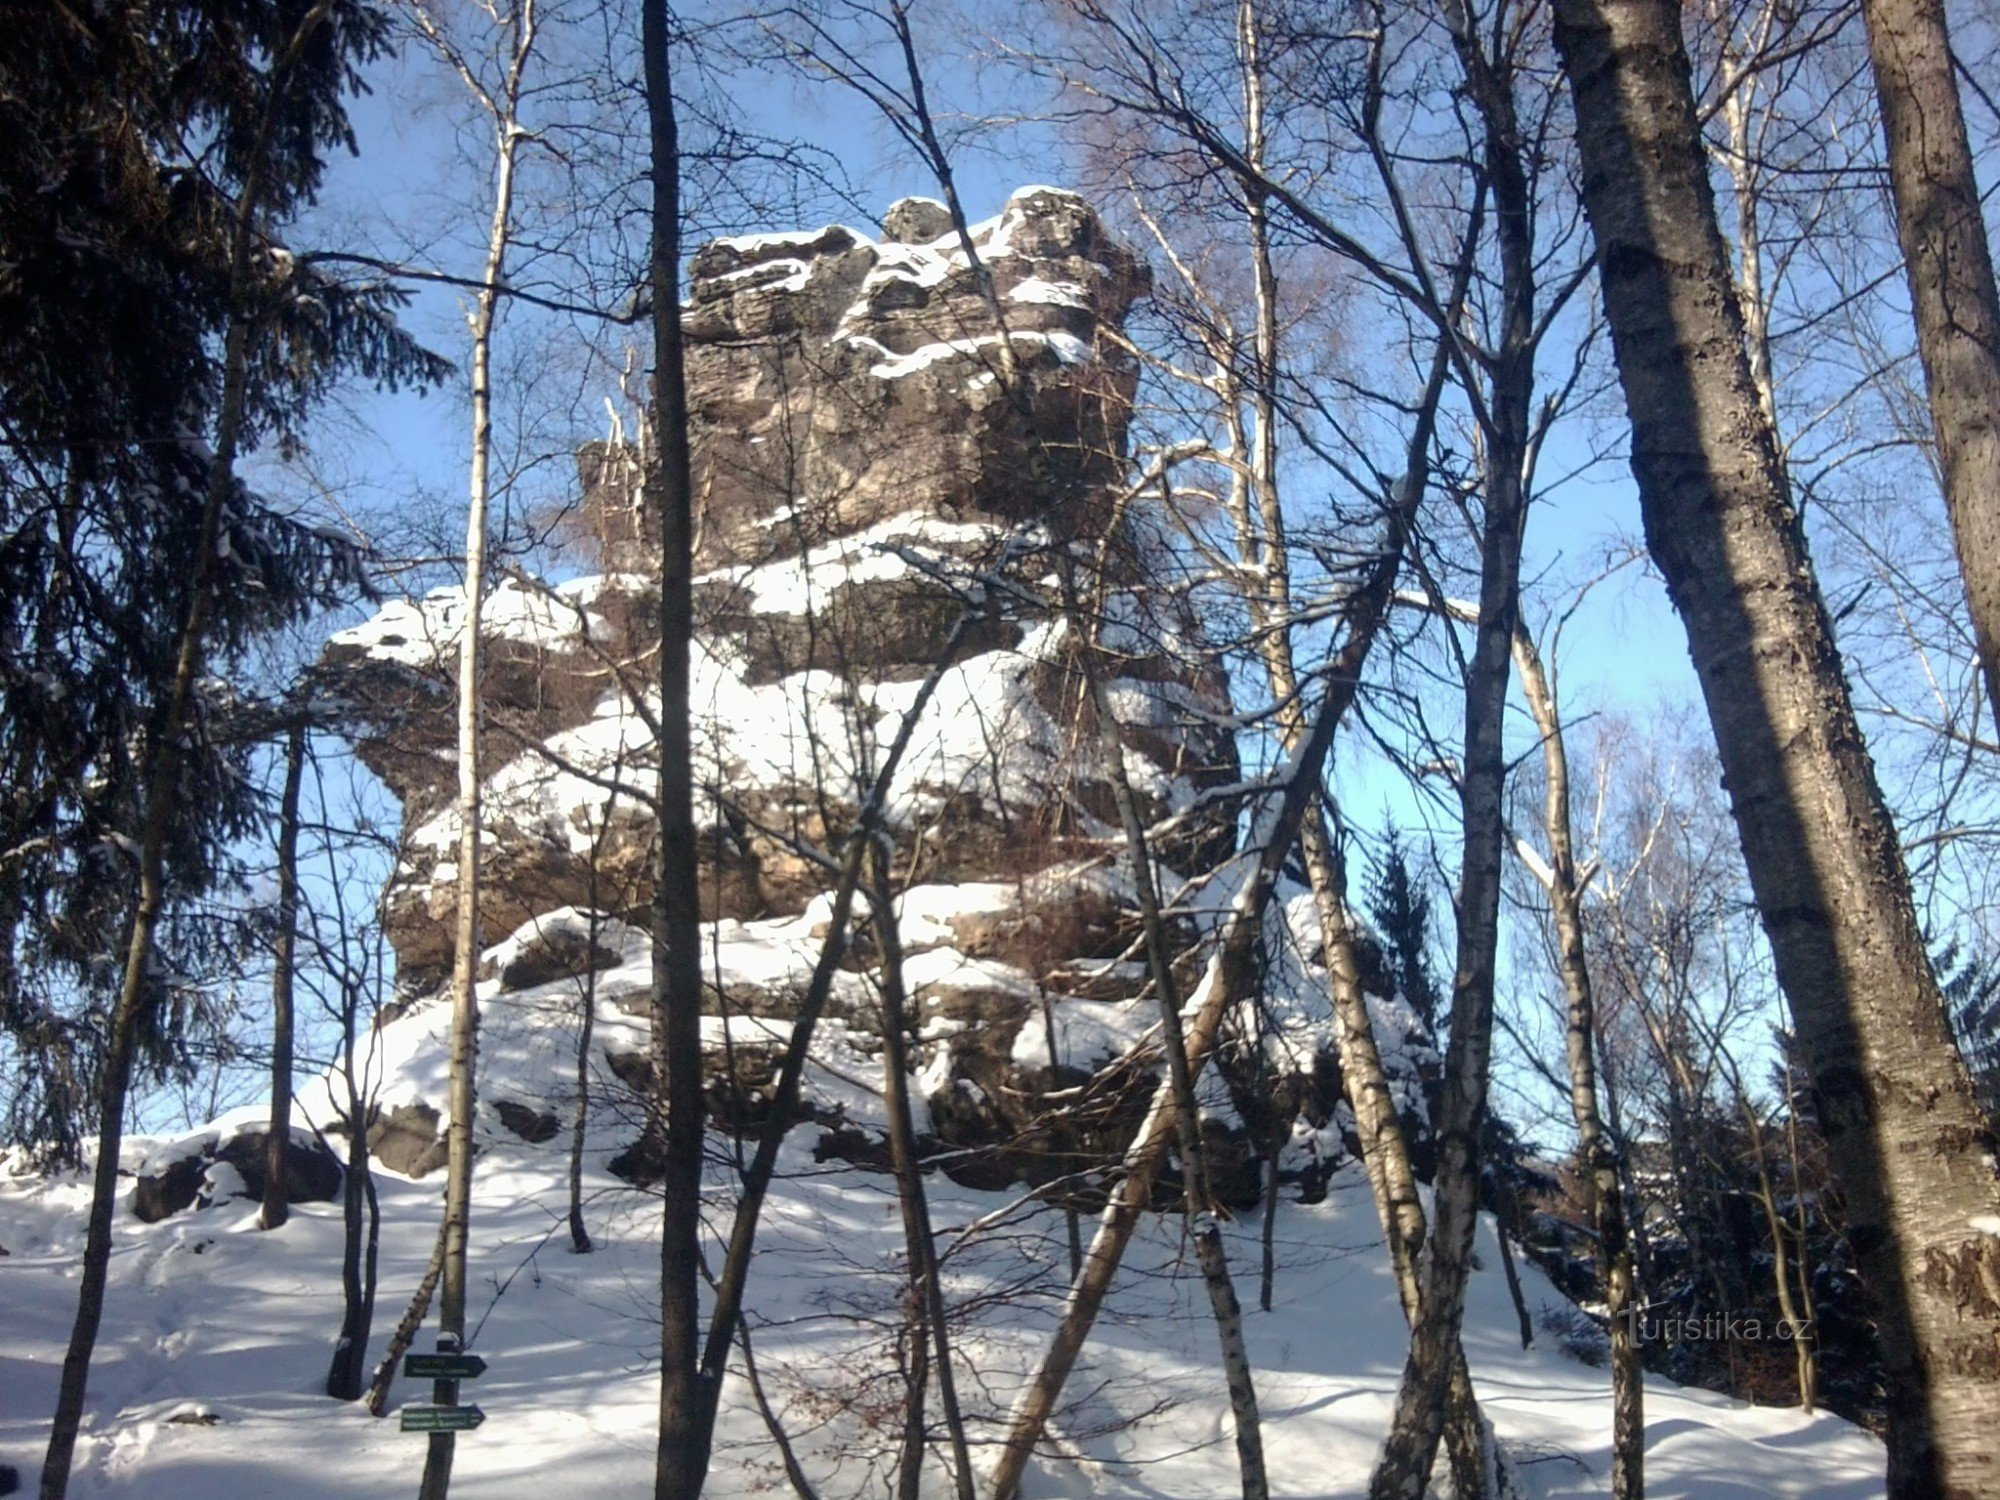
(0, 1109, 1884, 1498)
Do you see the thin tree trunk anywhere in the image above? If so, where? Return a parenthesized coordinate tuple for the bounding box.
(364, 1167, 381, 1346)
(418, 30, 527, 1486)
(987, 890, 1261, 1500)
(1040, 985, 1084, 1281)
(327, 1098, 376, 1398)
(693, 599, 997, 1454)
(1859, 0, 2000, 744)
(1552, 3, 2000, 1494)
(1298, 811, 1497, 1499)
(737, 1313, 820, 1500)
(367, 1217, 449, 1418)
(1368, 504, 1525, 1500)
(328, 960, 379, 1400)
(1259, 1104, 1282, 1314)
(867, 843, 976, 1500)
(1067, 567, 1268, 1500)
(896, 1288, 930, 1500)
(1371, 13, 1537, 1481)
(1495, 1215, 1534, 1351)
(1741, 1095, 1815, 1412)
(1781, 1054, 1821, 1413)
(1224, 256, 1500, 1490)
(569, 905, 598, 1255)
(41, 140, 270, 1500)
(1512, 630, 1642, 1497)
(260, 719, 307, 1231)
(1227, 1, 1289, 1322)
(38, 1, 358, 1478)
(640, 5, 707, 1494)
(988, 531, 1407, 1500)
(573, 760, 621, 1257)
(1206, 6, 1503, 1459)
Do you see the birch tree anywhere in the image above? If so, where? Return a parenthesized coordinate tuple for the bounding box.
(400, 2, 540, 1491)
(1857, 0, 2000, 744)
(1510, 618, 1643, 1498)
(1552, 1, 2000, 1491)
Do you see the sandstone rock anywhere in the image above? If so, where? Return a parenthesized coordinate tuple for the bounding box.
(132, 1127, 343, 1223)
(492, 1100, 561, 1144)
(881, 196, 954, 243)
(368, 1103, 449, 1179)
(307, 189, 1433, 1201)
(493, 926, 620, 992)
(327, 189, 1233, 997)
(133, 1154, 207, 1223)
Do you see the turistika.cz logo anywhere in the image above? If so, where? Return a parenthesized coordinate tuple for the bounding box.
(1618, 1306, 1813, 1343)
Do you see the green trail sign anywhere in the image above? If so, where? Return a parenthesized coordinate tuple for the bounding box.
(404, 1353, 488, 1380)
(400, 1405, 486, 1434)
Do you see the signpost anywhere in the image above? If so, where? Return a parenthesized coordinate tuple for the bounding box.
(402, 1349, 489, 1436)
(400, 1405, 486, 1434)
(404, 1353, 488, 1381)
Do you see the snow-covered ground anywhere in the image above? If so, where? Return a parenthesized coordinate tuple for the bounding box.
(0, 1108, 1883, 1498)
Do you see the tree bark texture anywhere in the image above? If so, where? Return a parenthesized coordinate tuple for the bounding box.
(1553, 2, 2000, 1493)
(259, 719, 307, 1232)
(1513, 631, 1643, 1498)
(1859, 0, 2000, 743)
(642, 4, 709, 1493)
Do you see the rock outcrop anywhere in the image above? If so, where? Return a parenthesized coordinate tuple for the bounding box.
(319, 187, 1431, 1203)
(132, 1123, 344, 1223)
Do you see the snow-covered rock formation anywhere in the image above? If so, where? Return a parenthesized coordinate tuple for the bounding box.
(316, 186, 1425, 1202)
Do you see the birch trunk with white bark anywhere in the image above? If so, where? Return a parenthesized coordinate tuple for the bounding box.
(1553, 2, 2000, 1493)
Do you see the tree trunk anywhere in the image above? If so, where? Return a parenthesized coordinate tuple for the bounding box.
(1494, 1215, 1534, 1351)
(1070, 576, 1268, 1500)
(1369, 491, 1526, 1500)
(1513, 629, 1642, 1498)
(1551, 3, 2000, 1494)
(41, 210, 262, 1500)
(1369, 5, 1543, 1487)
(1040, 984, 1084, 1281)
(573, 762, 621, 1258)
(737, 1314, 820, 1500)
(1259, 1105, 1283, 1314)
(1222, 265, 1499, 1490)
(569, 904, 598, 1256)
(641, 3, 708, 1491)
(985, 891, 1263, 1500)
(1859, 0, 2000, 744)
(896, 1290, 930, 1500)
(327, 1097, 377, 1399)
(693, 597, 992, 1474)
(867, 844, 976, 1500)
(1742, 1094, 1816, 1412)
(259, 719, 307, 1232)
(988, 528, 1407, 1499)
(419, 41, 526, 1488)
(327, 952, 379, 1401)
(367, 1217, 448, 1418)
(1370, 39, 1534, 1493)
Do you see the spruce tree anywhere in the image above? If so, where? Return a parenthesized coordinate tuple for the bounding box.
(2, 5, 445, 1493)
(0, 0, 445, 1161)
(1367, 828, 1443, 1036)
